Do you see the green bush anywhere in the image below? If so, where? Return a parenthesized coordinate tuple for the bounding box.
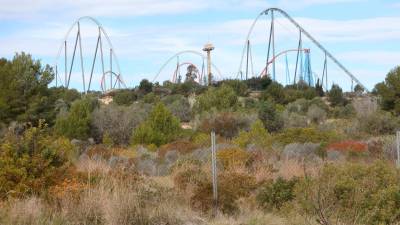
(257, 177, 298, 210)
(131, 102, 181, 147)
(275, 127, 339, 145)
(0, 120, 75, 198)
(359, 110, 399, 135)
(55, 97, 98, 140)
(261, 82, 286, 105)
(374, 66, 400, 114)
(234, 120, 271, 149)
(194, 84, 238, 113)
(258, 100, 283, 132)
(113, 89, 137, 106)
(328, 84, 347, 107)
(295, 161, 400, 225)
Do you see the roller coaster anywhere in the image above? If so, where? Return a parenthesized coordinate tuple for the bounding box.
(238, 8, 367, 91)
(53, 8, 367, 92)
(53, 16, 126, 93)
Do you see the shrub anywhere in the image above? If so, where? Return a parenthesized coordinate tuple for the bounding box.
(327, 140, 367, 153)
(306, 104, 326, 124)
(131, 102, 181, 147)
(198, 111, 254, 139)
(328, 84, 346, 106)
(163, 94, 192, 122)
(112, 89, 137, 106)
(275, 127, 339, 145)
(261, 82, 286, 105)
(92, 103, 151, 145)
(258, 100, 284, 132)
(142, 92, 160, 104)
(194, 84, 238, 113)
(257, 177, 298, 210)
(374, 66, 400, 114)
(295, 161, 400, 225)
(234, 120, 271, 149)
(217, 147, 251, 169)
(55, 97, 98, 140)
(158, 140, 197, 158)
(138, 79, 153, 95)
(191, 170, 257, 214)
(217, 79, 248, 96)
(0, 120, 75, 198)
(191, 132, 210, 148)
(358, 110, 399, 135)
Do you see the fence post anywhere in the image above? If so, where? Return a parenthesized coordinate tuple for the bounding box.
(211, 130, 218, 216)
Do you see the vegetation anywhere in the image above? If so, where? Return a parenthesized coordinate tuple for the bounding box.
(131, 102, 181, 146)
(2, 53, 400, 224)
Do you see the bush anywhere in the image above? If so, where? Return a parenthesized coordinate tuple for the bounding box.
(55, 97, 98, 140)
(92, 103, 151, 145)
(0, 120, 75, 198)
(374, 66, 400, 114)
(261, 82, 286, 105)
(112, 89, 137, 106)
(257, 177, 298, 210)
(162, 94, 192, 122)
(131, 102, 181, 147)
(359, 110, 399, 135)
(234, 120, 271, 149)
(275, 127, 339, 145)
(217, 147, 251, 169)
(217, 79, 248, 96)
(328, 84, 347, 106)
(198, 111, 254, 139)
(295, 161, 400, 225)
(194, 84, 238, 113)
(307, 104, 326, 124)
(191, 170, 257, 214)
(258, 100, 284, 132)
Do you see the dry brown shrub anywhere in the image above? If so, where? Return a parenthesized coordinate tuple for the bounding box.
(158, 140, 197, 158)
(217, 147, 252, 169)
(191, 170, 257, 214)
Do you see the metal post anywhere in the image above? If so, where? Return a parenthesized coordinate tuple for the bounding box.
(67, 30, 80, 88)
(64, 41, 67, 87)
(245, 40, 250, 80)
(271, 10, 276, 81)
(266, 13, 273, 77)
(396, 131, 400, 167)
(88, 31, 101, 92)
(294, 31, 302, 85)
(78, 22, 86, 93)
(55, 65, 58, 87)
(211, 131, 218, 216)
(110, 48, 113, 90)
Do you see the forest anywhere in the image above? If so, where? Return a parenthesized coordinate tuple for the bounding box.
(1, 52, 400, 225)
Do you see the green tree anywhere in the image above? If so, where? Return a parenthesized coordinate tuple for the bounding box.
(138, 79, 153, 95)
(328, 84, 346, 107)
(131, 102, 181, 146)
(0, 53, 54, 124)
(374, 66, 400, 114)
(55, 97, 98, 139)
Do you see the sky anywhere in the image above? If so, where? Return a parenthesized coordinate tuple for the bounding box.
(1, 0, 400, 91)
